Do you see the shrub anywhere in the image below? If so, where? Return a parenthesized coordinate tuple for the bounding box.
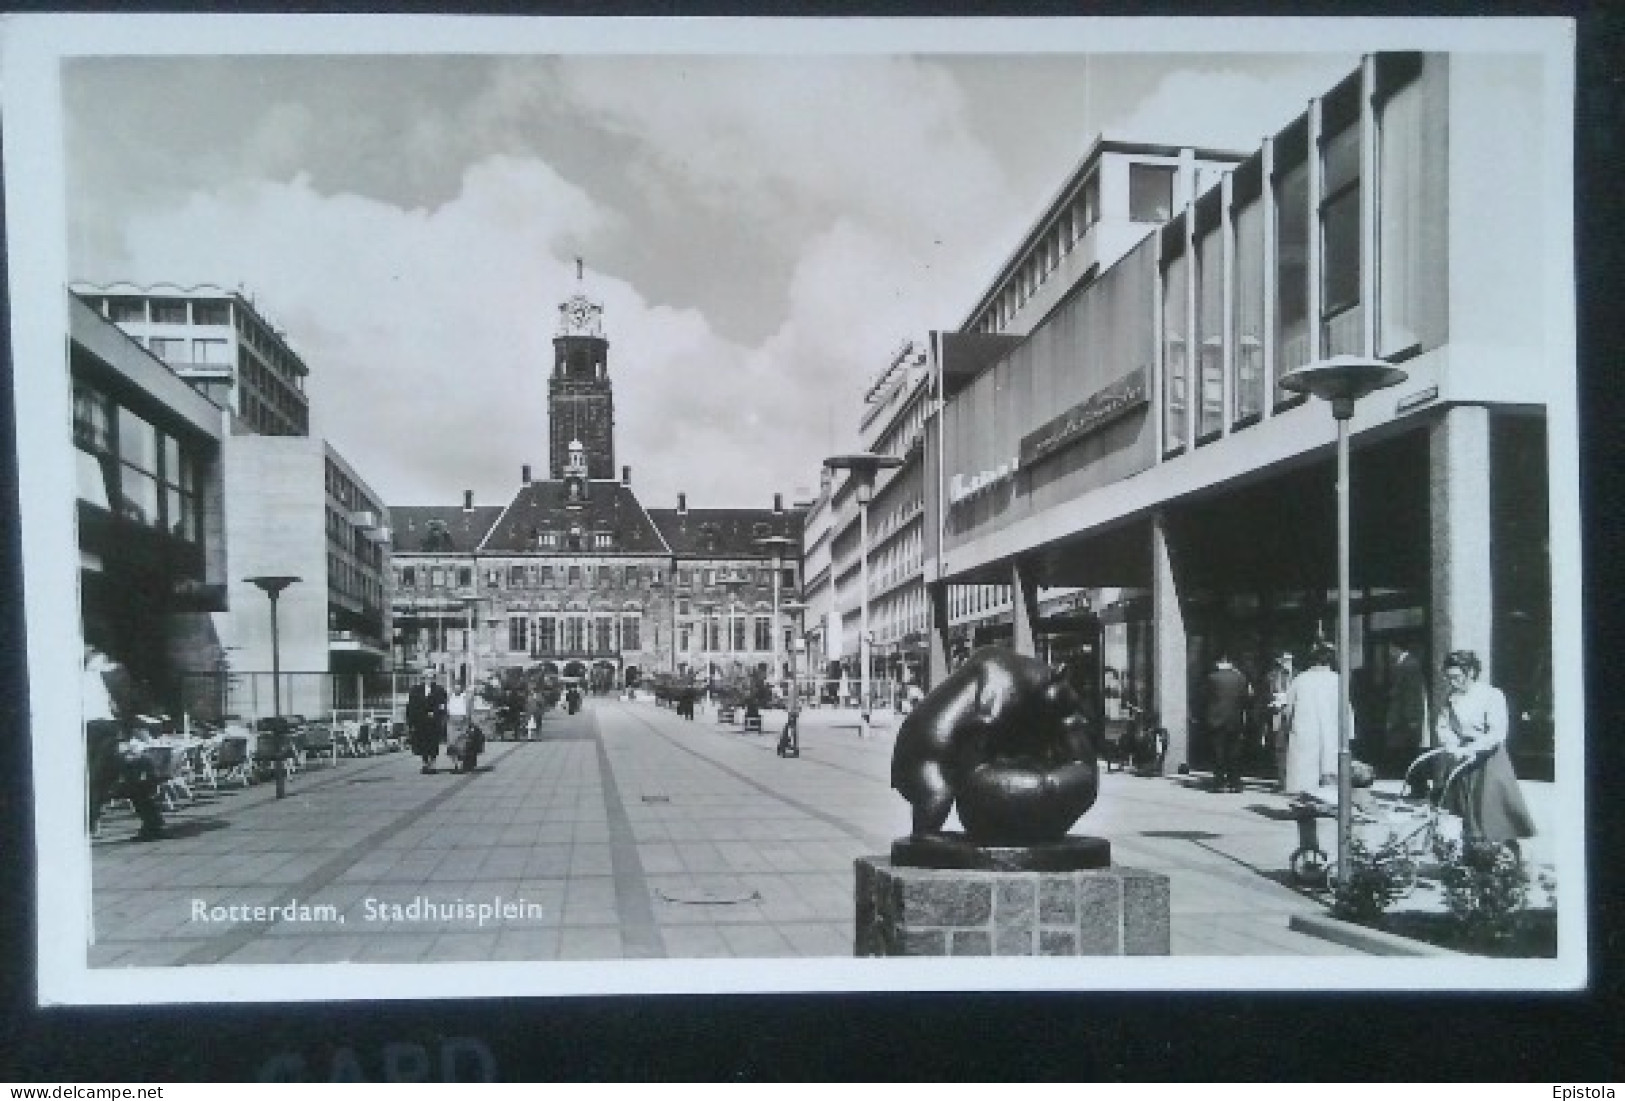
(1330, 837, 1412, 925)
(1432, 835, 1529, 946)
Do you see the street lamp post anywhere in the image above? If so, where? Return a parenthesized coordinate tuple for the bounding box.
(824, 452, 903, 735)
(696, 600, 717, 705)
(1278, 355, 1407, 886)
(756, 535, 797, 694)
(244, 575, 301, 799)
(780, 598, 809, 758)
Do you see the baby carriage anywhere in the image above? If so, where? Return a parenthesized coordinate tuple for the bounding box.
(1287, 747, 1475, 891)
(447, 724, 487, 774)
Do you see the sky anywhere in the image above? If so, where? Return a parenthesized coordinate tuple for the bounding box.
(63, 36, 1360, 510)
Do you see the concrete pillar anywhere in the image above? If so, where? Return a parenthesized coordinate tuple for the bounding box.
(1429, 406, 1494, 674)
(927, 581, 952, 688)
(1011, 559, 1042, 659)
(1152, 512, 1190, 774)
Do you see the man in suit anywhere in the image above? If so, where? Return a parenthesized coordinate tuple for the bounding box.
(1386, 643, 1432, 796)
(1204, 649, 1252, 793)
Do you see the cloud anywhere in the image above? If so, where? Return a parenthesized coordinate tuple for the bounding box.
(86, 54, 1040, 515)
(1106, 61, 1359, 151)
(113, 155, 610, 505)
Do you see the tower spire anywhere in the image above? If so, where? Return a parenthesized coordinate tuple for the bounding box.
(576, 255, 583, 282)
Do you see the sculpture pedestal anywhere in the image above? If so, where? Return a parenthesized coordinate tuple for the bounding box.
(855, 855, 1171, 957)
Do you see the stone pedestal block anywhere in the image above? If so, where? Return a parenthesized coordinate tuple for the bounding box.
(855, 857, 1170, 957)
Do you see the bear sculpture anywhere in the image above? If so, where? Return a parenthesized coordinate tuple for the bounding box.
(891, 647, 1101, 847)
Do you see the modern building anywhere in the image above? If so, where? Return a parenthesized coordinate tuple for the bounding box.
(219, 435, 392, 692)
(70, 292, 228, 701)
(72, 283, 311, 437)
(925, 52, 1557, 779)
(388, 277, 802, 691)
(72, 285, 393, 720)
(799, 469, 838, 685)
(853, 341, 932, 687)
(935, 138, 1248, 659)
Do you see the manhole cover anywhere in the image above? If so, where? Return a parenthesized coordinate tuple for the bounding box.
(656, 886, 761, 906)
(641, 795, 670, 804)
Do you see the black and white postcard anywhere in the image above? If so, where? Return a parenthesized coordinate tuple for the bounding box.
(0, 14, 1584, 1005)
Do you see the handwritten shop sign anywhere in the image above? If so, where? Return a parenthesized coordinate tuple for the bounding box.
(1018, 367, 1148, 469)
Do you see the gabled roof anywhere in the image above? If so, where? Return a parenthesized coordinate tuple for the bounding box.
(479, 480, 670, 554)
(391, 506, 504, 554)
(647, 507, 804, 560)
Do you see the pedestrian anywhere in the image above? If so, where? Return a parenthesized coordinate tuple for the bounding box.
(446, 684, 471, 769)
(1263, 650, 1295, 788)
(1436, 650, 1535, 847)
(85, 643, 167, 841)
(406, 675, 438, 772)
(84, 643, 128, 838)
(1385, 642, 1432, 795)
(1203, 649, 1251, 793)
(777, 691, 801, 757)
(1281, 642, 1350, 799)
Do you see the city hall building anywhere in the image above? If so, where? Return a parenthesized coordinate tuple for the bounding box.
(390, 283, 802, 689)
(925, 52, 1557, 779)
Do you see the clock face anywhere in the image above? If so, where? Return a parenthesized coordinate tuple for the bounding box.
(567, 299, 593, 330)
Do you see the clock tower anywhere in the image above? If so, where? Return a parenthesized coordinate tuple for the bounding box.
(549, 260, 616, 480)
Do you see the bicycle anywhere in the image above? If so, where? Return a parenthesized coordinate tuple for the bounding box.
(1101, 701, 1167, 775)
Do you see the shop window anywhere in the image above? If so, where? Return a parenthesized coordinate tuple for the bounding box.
(1377, 54, 1449, 359)
(1130, 164, 1177, 223)
(73, 382, 112, 452)
(193, 301, 229, 326)
(596, 618, 615, 653)
(730, 617, 747, 652)
(1320, 120, 1363, 356)
(150, 299, 188, 324)
(149, 337, 188, 363)
(754, 616, 772, 651)
(107, 298, 145, 323)
(1195, 222, 1225, 440)
(509, 617, 528, 651)
(76, 449, 111, 511)
(1274, 155, 1311, 396)
(1232, 189, 1267, 424)
(1161, 249, 1190, 453)
(536, 618, 556, 655)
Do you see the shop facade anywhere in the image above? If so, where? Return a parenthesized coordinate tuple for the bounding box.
(925, 52, 1558, 780)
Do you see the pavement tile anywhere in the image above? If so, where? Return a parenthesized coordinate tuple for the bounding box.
(716, 923, 793, 957)
(428, 932, 506, 962)
(656, 924, 734, 959)
(557, 928, 622, 960)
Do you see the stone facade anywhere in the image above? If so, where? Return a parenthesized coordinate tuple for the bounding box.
(855, 857, 1171, 957)
(387, 283, 801, 686)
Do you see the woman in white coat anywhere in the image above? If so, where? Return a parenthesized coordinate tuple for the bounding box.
(1281, 642, 1352, 798)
